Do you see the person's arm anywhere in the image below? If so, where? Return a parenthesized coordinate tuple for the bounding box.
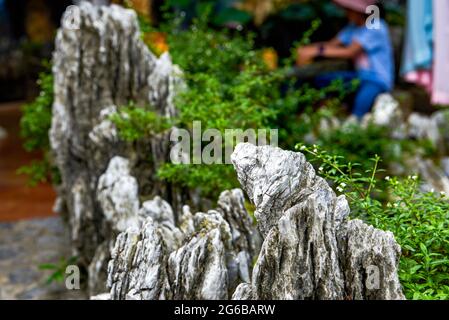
(296, 40, 363, 65)
(321, 41, 363, 59)
(327, 37, 343, 47)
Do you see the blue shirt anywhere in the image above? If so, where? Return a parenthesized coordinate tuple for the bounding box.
(338, 20, 394, 91)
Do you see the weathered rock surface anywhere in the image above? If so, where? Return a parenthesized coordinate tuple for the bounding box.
(167, 211, 232, 299)
(105, 143, 405, 300)
(408, 156, 449, 195)
(106, 188, 258, 300)
(230, 144, 317, 237)
(231, 283, 254, 300)
(107, 219, 169, 300)
(97, 156, 141, 233)
(339, 220, 404, 300)
(405, 110, 449, 193)
(139, 197, 184, 252)
(87, 155, 142, 294)
(49, 2, 182, 292)
(230, 143, 405, 300)
(216, 189, 261, 275)
(363, 94, 407, 139)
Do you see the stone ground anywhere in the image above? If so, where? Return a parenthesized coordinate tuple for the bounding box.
(0, 216, 87, 299)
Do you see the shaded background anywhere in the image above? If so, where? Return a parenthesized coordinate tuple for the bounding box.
(0, 0, 406, 102)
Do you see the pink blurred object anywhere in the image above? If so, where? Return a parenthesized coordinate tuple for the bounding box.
(332, 0, 378, 14)
(404, 70, 433, 95)
(432, 0, 449, 105)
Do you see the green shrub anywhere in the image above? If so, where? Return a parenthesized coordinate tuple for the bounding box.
(275, 78, 358, 149)
(20, 68, 53, 152)
(116, 10, 295, 199)
(16, 159, 60, 187)
(18, 65, 60, 186)
(298, 143, 449, 300)
(112, 9, 337, 199)
(110, 102, 172, 141)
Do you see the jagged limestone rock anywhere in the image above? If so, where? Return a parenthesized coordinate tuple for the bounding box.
(107, 218, 169, 300)
(106, 189, 259, 300)
(249, 189, 347, 300)
(216, 189, 261, 276)
(339, 220, 404, 300)
(167, 211, 232, 300)
(88, 242, 112, 295)
(97, 156, 141, 233)
(407, 156, 449, 195)
(140, 196, 176, 225)
(406, 109, 449, 155)
(50, 2, 182, 277)
(106, 210, 224, 300)
(139, 197, 184, 252)
(105, 144, 404, 300)
(231, 283, 254, 300)
(230, 144, 317, 237)
(407, 113, 439, 144)
(230, 143, 405, 300)
(93, 156, 186, 295)
(88, 155, 142, 295)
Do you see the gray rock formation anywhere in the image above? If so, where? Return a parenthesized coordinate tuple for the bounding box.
(230, 143, 405, 300)
(230, 144, 317, 237)
(216, 189, 261, 270)
(106, 187, 258, 300)
(97, 157, 141, 233)
(105, 143, 405, 300)
(49, 2, 183, 291)
(400, 109, 449, 194)
(49, 2, 415, 301)
(351, 95, 449, 194)
(407, 113, 439, 144)
(406, 109, 449, 156)
(107, 219, 170, 300)
(407, 156, 449, 195)
(167, 211, 232, 300)
(362, 94, 407, 139)
(90, 154, 192, 295)
(339, 220, 404, 300)
(87, 156, 143, 294)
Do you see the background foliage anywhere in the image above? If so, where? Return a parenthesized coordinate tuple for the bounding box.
(298, 144, 449, 300)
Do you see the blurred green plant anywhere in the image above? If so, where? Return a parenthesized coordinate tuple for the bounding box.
(20, 67, 53, 152)
(275, 77, 359, 148)
(18, 63, 60, 186)
(110, 102, 173, 141)
(16, 158, 61, 187)
(116, 6, 296, 199)
(39, 256, 78, 285)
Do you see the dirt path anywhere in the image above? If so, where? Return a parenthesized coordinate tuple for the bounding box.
(0, 101, 56, 221)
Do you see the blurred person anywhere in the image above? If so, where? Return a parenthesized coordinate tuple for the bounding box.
(296, 0, 394, 119)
